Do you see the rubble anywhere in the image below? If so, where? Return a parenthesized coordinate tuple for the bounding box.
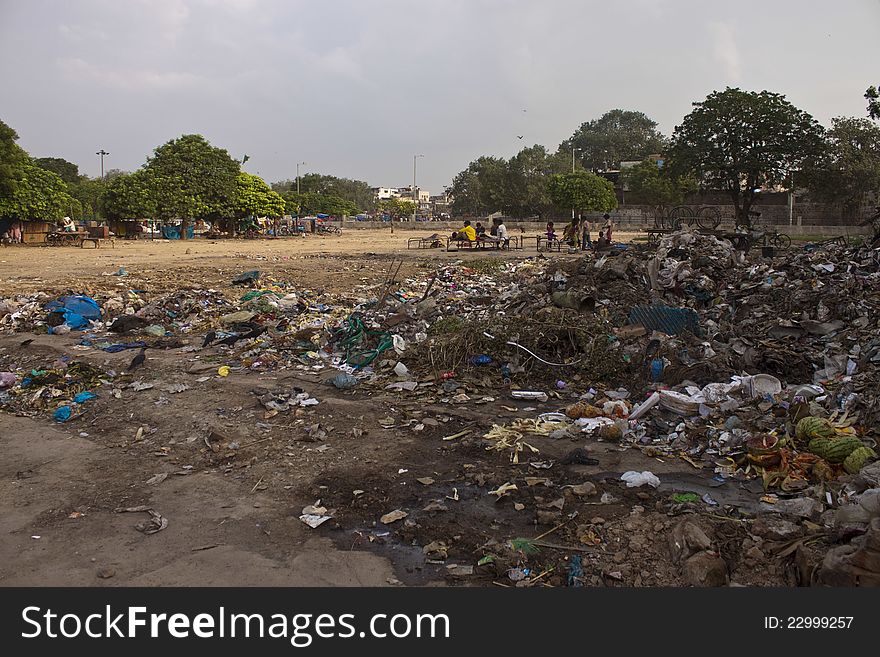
(1, 227, 878, 587)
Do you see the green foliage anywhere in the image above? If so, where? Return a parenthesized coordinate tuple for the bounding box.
(69, 176, 107, 221)
(620, 160, 697, 214)
(866, 85, 880, 121)
(560, 109, 666, 170)
(144, 134, 240, 227)
(802, 116, 880, 214)
(0, 119, 29, 197)
(0, 162, 79, 221)
(668, 87, 825, 226)
(547, 170, 618, 214)
(375, 197, 416, 219)
(273, 173, 375, 211)
(284, 191, 358, 217)
(449, 156, 508, 216)
(34, 157, 79, 185)
(235, 172, 285, 218)
(100, 170, 156, 221)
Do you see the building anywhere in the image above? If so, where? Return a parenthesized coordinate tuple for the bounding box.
(373, 187, 401, 200)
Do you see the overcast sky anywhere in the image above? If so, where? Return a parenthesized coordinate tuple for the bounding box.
(2, 0, 879, 193)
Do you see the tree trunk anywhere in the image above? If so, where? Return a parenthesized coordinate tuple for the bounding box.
(180, 217, 190, 240)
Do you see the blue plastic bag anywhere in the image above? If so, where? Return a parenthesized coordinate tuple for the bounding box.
(45, 295, 101, 330)
(53, 406, 72, 422)
(73, 391, 97, 404)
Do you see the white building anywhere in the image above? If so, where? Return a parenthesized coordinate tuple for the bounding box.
(373, 187, 401, 200)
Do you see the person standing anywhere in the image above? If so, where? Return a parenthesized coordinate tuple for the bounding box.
(582, 217, 592, 250)
(602, 213, 614, 242)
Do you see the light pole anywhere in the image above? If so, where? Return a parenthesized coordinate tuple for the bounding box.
(296, 161, 306, 218)
(412, 154, 424, 222)
(571, 147, 580, 222)
(96, 149, 109, 179)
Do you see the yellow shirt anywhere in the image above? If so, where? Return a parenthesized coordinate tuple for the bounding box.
(460, 225, 476, 241)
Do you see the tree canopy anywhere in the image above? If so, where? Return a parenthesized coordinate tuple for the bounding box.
(0, 162, 79, 222)
(668, 87, 825, 226)
(235, 172, 286, 218)
(802, 116, 880, 215)
(34, 157, 80, 185)
(273, 173, 374, 211)
(101, 170, 156, 221)
(144, 134, 240, 235)
(283, 191, 357, 217)
(560, 109, 666, 171)
(620, 160, 697, 217)
(376, 197, 416, 219)
(866, 85, 880, 121)
(0, 119, 30, 197)
(547, 170, 618, 215)
(449, 156, 508, 216)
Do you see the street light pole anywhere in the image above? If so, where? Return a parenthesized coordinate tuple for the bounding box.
(96, 149, 109, 179)
(571, 147, 580, 222)
(296, 161, 306, 218)
(413, 154, 424, 222)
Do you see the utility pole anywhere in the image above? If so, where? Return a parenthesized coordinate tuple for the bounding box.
(571, 147, 580, 222)
(96, 149, 109, 179)
(413, 154, 424, 222)
(296, 162, 306, 218)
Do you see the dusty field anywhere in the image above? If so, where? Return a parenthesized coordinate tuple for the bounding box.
(0, 231, 829, 587)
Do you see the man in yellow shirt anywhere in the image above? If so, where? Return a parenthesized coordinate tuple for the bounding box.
(456, 220, 476, 241)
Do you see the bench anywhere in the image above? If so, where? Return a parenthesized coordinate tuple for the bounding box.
(536, 235, 563, 252)
(81, 237, 116, 249)
(407, 235, 444, 249)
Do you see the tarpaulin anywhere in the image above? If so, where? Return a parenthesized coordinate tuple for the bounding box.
(45, 295, 101, 330)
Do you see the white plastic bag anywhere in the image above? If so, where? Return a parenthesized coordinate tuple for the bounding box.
(621, 470, 660, 488)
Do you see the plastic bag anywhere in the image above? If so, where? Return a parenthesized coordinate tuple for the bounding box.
(621, 471, 660, 488)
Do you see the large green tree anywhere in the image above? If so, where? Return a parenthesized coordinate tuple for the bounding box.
(802, 116, 880, 217)
(620, 160, 698, 220)
(560, 109, 666, 171)
(70, 176, 107, 221)
(34, 157, 80, 185)
(144, 134, 240, 239)
(235, 172, 286, 218)
(503, 145, 559, 218)
(0, 162, 79, 221)
(283, 191, 357, 217)
(0, 119, 29, 197)
(449, 156, 508, 216)
(376, 197, 416, 219)
(273, 173, 375, 211)
(100, 170, 157, 221)
(668, 88, 825, 227)
(547, 170, 618, 215)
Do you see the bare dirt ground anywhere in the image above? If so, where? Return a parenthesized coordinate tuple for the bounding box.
(0, 231, 804, 587)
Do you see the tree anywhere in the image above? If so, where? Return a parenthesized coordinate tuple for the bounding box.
(547, 170, 617, 214)
(866, 85, 880, 121)
(376, 198, 416, 219)
(34, 157, 79, 185)
(668, 88, 825, 227)
(449, 156, 508, 216)
(0, 119, 29, 197)
(560, 109, 666, 171)
(101, 170, 156, 221)
(620, 160, 698, 220)
(143, 134, 239, 239)
(0, 162, 79, 222)
(802, 116, 880, 217)
(503, 145, 557, 218)
(547, 170, 617, 243)
(70, 176, 107, 221)
(235, 172, 285, 219)
(284, 191, 357, 217)
(273, 173, 375, 211)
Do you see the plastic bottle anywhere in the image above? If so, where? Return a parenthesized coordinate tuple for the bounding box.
(469, 354, 493, 365)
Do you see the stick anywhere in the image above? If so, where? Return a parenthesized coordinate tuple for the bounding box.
(251, 476, 263, 493)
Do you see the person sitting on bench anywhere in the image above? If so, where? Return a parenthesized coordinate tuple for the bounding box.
(596, 230, 610, 251)
(452, 220, 477, 242)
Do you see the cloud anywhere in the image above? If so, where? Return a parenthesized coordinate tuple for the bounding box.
(709, 21, 742, 82)
(57, 57, 205, 91)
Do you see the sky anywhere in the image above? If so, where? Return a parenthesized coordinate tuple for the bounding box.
(2, 0, 879, 194)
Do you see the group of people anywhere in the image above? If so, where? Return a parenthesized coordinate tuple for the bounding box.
(452, 217, 510, 246)
(545, 213, 614, 251)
